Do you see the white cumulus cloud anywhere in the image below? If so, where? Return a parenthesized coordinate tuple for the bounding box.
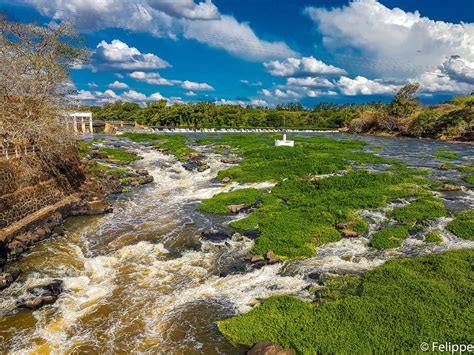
(336, 76, 399, 96)
(92, 40, 170, 71)
(148, 0, 220, 20)
(181, 80, 214, 91)
(439, 56, 474, 85)
(108, 81, 129, 89)
(129, 71, 181, 85)
(264, 56, 346, 77)
(286, 76, 334, 88)
(305, 0, 474, 79)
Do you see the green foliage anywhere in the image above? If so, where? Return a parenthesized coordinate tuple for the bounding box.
(424, 231, 443, 244)
(77, 140, 93, 157)
(446, 210, 474, 241)
(464, 176, 474, 185)
(99, 148, 142, 164)
(385, 83, 420, 118)
(317, 275, 363, 301)
(433, 149, 460, 160)
(120, 132, 194, 160)
(198, 189, 263, 214)
(409, 110, 443, 137)
(389, 197, 447, 224)
(458, 164, 474, 173)
(218, 250, 474, 354)
(370, 224, 410, 249)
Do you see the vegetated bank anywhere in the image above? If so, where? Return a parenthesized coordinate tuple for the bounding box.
(80, 87, 473, 141)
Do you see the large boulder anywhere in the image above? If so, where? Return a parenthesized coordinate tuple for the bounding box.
(247, 341, 293, 355)
(0, 268, 21, 290)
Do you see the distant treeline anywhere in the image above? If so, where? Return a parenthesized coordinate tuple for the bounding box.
(79, 101, 384, 130)
(79, 86, 473, 140)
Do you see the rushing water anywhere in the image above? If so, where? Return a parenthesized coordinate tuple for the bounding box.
(0, 134, 473, 354)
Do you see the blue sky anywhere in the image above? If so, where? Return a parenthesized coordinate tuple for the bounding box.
(1, 0, 473, 107)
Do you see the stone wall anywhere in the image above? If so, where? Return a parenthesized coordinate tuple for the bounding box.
(0, 147, 85, 229)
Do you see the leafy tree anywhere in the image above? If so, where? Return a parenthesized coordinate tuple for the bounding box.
(386, 83, 420, 118)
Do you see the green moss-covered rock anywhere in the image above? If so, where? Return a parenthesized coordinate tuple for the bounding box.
(389, 197, 447, 224)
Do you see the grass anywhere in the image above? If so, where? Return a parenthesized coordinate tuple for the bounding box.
(98, 147, 142, 164)
(424, 231, 443, 244)
(218, 249, 474, 354)
(446, 210, 474, 241)
(389, 197, 447, 224)
(77, 140, 93, 157)
(433, 149, 460, 160)
(120, 132, 194, 160)
(370, 224, 410, 249)
(86, 162, 129, 176)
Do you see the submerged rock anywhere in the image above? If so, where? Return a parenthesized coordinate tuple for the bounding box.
(201, 231, 232, 242)
(18, 280, 63, 310)
(247, 341, 293, 355)
(0, 268, 21, 290)
(244, 229, 261, 239)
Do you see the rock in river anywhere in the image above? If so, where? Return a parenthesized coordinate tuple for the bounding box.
(201, 231, 232, 242)
(227, 204, 251, 214)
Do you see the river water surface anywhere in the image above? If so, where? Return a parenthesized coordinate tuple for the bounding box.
(0, 133, 473, 354)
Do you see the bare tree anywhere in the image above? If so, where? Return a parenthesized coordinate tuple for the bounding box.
(0, 17, 89, 152)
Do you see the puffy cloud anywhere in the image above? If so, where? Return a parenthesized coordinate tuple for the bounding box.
(275, 89, 301, 98)
(261, 89, 272, 97)
(181, 80, 214, 91)
(440, 56, 474, 85)
(306, 89, 338, 97)
(148, 0, 220, 20)
(240, 80, 263, 87)
(108, 81, 129, 89)
(183, 15, 297, 61)
(129, 71, 180, 85)
(264, 56, 346, 77)
(336, 76, 399, 96)
(185, 91, 197, 96)
(412, 70, 473, 93)
(88, 82, 98, 88)
(92, 40, 170, 71)
(305, 0, 474, 78)
(250, 99, 268, 107)
(24, 0, 294, 61)
(286, 76, 334, 88)
(72, 89, 169, 106)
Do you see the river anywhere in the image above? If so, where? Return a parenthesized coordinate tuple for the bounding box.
(0, 133, 473, 354)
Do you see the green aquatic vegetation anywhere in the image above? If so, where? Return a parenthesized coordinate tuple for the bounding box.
(446, 210, 474, 241)
(370, 224, 410, 249)
(218, 249, 474, 354)
(201, 168, 432, 258)
(317, 275, 363, 301)
(458, 164, 474, 173)
(463, 175, 474, 185)
(439, 161, 455, 170)
(389, 197, 447, 224)
(433, 149, 460, 160)
(197, 188, 264, 214)
(120, 132, 194, 160)
(77, 140, 93, 157)
(99, 147, 142, 164)
(424, 231, 443, 244)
